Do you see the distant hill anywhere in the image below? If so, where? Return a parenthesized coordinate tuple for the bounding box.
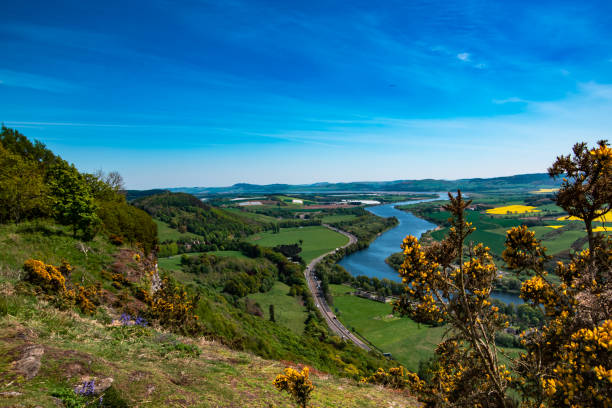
(166, 173, 560, 196)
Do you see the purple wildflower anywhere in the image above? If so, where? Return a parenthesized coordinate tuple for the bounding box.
(134, 316, 148, 327)
(119, 313, 132, 325)
(74, 379, 96, 396)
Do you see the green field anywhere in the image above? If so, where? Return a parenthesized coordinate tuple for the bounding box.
(154, 219, 202, 241)
(248, 281, 308, 335)
(158, 251, 247, 271)
(245, 226, 349, 263)
(330, 284, 446, 371)
(224, 208, 279, 224)
(321, 214, 358, 223)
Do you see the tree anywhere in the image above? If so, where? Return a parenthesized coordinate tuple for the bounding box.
(548, 140, 611, 249)
(503, 140, 611, 408)
(48, 163, 100, 239)
(269, 304, 276, 322)
(394, 191, 513, 407)
(0, 144, 49, 222)
(391, 141, 611, 408)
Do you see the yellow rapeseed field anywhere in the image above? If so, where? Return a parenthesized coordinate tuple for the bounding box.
(530, 188, 559, 194)
(486, 205, 540, 215)
(592, 226, 610, 232)
(557, 214, 612, 222)
(545, 225, 564, 229)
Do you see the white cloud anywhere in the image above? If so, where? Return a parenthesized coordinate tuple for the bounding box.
(492, 97, 527, 104)
(457, 52, 471, 61)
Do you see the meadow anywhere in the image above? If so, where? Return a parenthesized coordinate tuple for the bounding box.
(330, 284, 446, 372)
(158, 250, 247, 271)
(245, 226, 349, 264)
(154, 219, 202, 241)
(248, 281, 308, 335)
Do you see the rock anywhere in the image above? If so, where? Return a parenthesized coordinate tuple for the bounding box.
(13, 345, 44, 379)
(95, 377, 114, 394)
(78, 376, 114, 395)
(0, 391, 23, 397)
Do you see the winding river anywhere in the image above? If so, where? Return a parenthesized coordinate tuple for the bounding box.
(338, 194, 524, 305)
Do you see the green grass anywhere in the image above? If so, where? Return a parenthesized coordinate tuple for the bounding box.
(0, 291, 418, 407)
(330, 284, 446, 372)
(224, 208, 279, 224)
(245, 226, 349, 264)
(158, 251, 247, 271)
(321, 214, 358, 223)
(154, 219, 202, 241)
(541, 230, 588, 254)
(248, 282, 308, 335)
(0, 221, 115, 285)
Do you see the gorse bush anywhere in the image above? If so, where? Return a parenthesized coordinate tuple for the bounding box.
(147, 276, 202, 335)
(383, 140, 611, 408)
(273, 366, 315, 408)
(23, 259, 100, 314)
(361, 366, 424, 391)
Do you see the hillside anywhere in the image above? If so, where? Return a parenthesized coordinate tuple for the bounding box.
(0, 127, 414, 407)
(167, 173, 561, 195)
(0, 290, 418, 407)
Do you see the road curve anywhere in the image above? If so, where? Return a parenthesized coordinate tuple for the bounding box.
(304, 224, 372, 351)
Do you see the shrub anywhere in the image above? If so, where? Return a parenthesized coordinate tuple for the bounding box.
(273, 366, 314, 408)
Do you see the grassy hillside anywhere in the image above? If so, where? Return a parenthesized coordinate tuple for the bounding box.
(0, 293, 418, 407)
(248, 281, 308, 335)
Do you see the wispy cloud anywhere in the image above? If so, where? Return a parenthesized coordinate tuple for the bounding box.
(457, 52, 471, 61)
(0, 69, 78, 93)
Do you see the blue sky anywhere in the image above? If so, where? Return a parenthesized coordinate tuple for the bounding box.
(1, 0, 612, 188)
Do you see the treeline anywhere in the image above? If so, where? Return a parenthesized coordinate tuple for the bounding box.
(0, 126, 157, 252)
(327, 212, 398, 247)
(134, 192, 265, 241)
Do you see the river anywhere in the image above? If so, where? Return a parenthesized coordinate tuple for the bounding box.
(338, 194, 524, 305)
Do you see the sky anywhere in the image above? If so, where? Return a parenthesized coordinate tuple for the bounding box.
(1, 0, 612, 189)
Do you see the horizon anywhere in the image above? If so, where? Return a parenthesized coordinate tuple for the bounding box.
(161, 171, 554, 191)
(2, 1, 612, 188)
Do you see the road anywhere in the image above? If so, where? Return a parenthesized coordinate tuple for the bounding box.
(304, 224, 372, 351)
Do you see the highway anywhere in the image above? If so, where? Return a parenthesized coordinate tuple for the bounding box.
(304, 224, 372, 351)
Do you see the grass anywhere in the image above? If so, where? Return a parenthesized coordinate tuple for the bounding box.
(158, 251, 247, 271)
(224, 208, 279, 224)
(0, 291, 418, 407)
(248, 282, 308, 335)
(321, 214, 358, 223)
(245, 226, 349, 264)
(154, 219, 202, 241)
(0, 221, 115, 285)
(330, 285, 446, 372)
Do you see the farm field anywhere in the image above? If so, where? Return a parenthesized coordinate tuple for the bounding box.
(154, 219, 202, 241)
(224, 207, 279, 224)
(321, 214, 358, 223)
(330, 284, 446, 371)
(158, 251, 247, 271)
(330, 285, 524, 372)
(245, 226, 349, 263)
(248, 281, 308, 335)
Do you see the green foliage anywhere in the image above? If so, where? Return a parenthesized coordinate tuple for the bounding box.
(0, 144, 49, 222)
(48, 163, 100, 240)
(97, 200, 157, 253)
(134, 192, 267, 243)
(51, 387, 88, 408)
